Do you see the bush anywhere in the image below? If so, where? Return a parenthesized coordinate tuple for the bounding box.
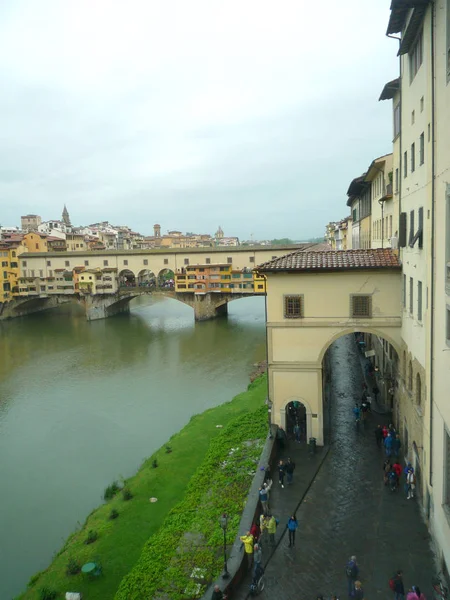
(122, 488, 133, 501)
(109, 508, 119, 520)
(85, 529, 99, 545)
(66, 558, 81, 575)
(39, 587, 58, 600)
(104, 480, 121, 501)
(152, 459, 158, 468)
(165, 445, 172, 454)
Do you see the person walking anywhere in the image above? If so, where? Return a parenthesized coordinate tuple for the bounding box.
(211, 584, 227, 600)
(249, 521, 260, 543)
(239, 531, 254, 569)
(384, 433, 394, 457)
(353, 404, 361, 424)
(354, 581, 365, 600)
(278, 460, 286, 488)
(391, 570, 405, 600)
(294, 422, 301, 443)
(285, 458, 296, 485)
(393, 434, 402, 458)
(259, 480, 272, 515)
(253, 543, 262, 572)
(267, 514, 277, 547)
(286, 514, 298, 547)
(345, 555, 359, 597)
(406, 467, 416, 499)
(375, 425, 383, 448)
(259, 514, 268, 546)
(407, 586, 426, 600)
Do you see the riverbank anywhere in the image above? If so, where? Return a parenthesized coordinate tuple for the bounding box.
(17, 374, 267, 600)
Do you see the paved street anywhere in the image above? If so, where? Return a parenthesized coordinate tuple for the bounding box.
(233, 335, 435, 600)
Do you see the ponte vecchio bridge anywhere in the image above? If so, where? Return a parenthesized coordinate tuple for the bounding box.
(1, 244, 324, 321)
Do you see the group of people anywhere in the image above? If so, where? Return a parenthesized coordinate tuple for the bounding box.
(375, 423, 417, 499)
(346, 557, 426, 600)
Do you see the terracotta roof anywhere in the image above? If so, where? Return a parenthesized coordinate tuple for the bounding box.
(258, 249, 401, 272)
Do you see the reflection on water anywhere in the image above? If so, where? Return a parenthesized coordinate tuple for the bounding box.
(0, 296, 266, 599)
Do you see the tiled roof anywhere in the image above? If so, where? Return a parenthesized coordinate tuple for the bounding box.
(258, 248, 401, 272)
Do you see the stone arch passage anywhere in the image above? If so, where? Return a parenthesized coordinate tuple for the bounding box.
(137, 269, 156, 288)
(157, 268, 175, 289)
(284, 400, 308, 442)
(119, 269, 136, 287)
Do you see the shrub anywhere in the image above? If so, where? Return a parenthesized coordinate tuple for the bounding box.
(104, 480, 121, 501)
(40, 587, 58, 600)
(165, 445, 172, 454)
(122, 488, 133, 501)
(85, 529, 99, 545)
(152, 459, 158, 468)
(109, 508, 119, 520)
(66, 558, 81, 575)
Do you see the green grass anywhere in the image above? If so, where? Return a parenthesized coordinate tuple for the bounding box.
(17, 374, 267, 600)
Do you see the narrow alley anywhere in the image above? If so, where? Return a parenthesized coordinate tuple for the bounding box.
(233, 335, 435, 600)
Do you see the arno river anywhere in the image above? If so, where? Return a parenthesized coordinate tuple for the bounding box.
(0, 296, 266, 599)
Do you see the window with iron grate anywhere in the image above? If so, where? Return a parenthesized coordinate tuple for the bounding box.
(351, 295, 372, 318)
(284, 295, 304, 318)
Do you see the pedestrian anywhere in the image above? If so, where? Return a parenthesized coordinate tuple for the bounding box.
(393, 434, 402, 458)
(353, 404, 361, 423)
(259, 514, 268, 546)
(391, 570, 405, 600)
(253, 543, 262, 572)
(276, 427, 286, 450)
(211, 584, 227, 600)
(406, 467, 416, 499)
(354, 581, 365, 600)
(372, 385, 380, 401)
(267, 514, 277, 547)
(294, 421, 301, 443)
(345, 555, 359, 597)
(286, 514, 298, 547)
(249, 521, 260, 543)
(239, 531, 254, 568)
(259, 483, 270, 514)
(383, 458, 392, 485)
(407, 586, 426, 600)
(285, 457, 295, 485)
(382, 425, 389, 438)
(375, 425, 383, 448)
(384, 433, 394, 457)
(278, 460, 285, 488)
(393, 460, 402, 485)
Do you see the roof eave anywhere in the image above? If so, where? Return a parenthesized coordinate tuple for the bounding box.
(258, 266, 402, 274)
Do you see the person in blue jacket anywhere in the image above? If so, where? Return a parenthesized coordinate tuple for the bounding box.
(384, 433, 394, 457)
(286, 514, 298, 547)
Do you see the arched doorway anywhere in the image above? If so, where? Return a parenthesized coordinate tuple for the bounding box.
(285, 400, 307, 442)
(158, 269, 175, 289)
(119, 269, 136, 287)
(137, 269, 156, 288)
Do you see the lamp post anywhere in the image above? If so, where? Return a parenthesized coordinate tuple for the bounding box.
(219, 513, 230, 579)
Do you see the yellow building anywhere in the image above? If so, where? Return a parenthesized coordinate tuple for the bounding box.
(0, 245, 20, 302)
(174, 264, 265, 294)
(22, 232, 48, 253)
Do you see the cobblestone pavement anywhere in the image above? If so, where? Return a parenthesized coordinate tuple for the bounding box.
(233, 335, 435, 600)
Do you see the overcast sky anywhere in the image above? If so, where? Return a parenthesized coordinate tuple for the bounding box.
(0, 0, 398, 240)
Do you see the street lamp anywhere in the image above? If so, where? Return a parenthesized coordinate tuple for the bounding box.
(219, 513, 230, 579)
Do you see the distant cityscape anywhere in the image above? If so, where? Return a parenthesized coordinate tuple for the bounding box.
(0, 207, 322, 253)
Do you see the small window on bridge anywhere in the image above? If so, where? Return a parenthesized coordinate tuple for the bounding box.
(124, 260, 128, 266)
(184, 258, 189, 265)
(85, 260, 89, 266)
(249, 257, 255, 263)
(227, 257, 232, 264)
(164, 258, 169, 265)
(284, 295, 304, 318)
(65, 261, 70, 267)
(103, 260, 108, 267)
(206, 258, 211, 264)
(143, 259, 148, 265)
(351, 295, 372, 318)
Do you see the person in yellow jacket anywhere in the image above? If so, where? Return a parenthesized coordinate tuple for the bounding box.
(267, 514, 278, 547)
(239, 531, 254, 568)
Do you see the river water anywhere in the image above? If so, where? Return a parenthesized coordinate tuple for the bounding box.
(0, 296, 266, 599)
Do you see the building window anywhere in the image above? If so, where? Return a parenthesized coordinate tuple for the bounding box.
(445, 429, 450, 506)
(420, 96, 424, 112)
(249, 256, 255, 263)
(124, 260, 128, 266)
(394, 103, 401, 138)
(84, 260, 89, 266)
(418, 280, 423, 321)
(411, 110, 415, 124)
(404, 151, 408, 177)
(284, 295, 304, 318)
(184, 258, 189, 265)
(403, 274, 406, 307)
(65, 260, 70, 267)
(419, 133, 425, 165)
(411, 143, 415, 172)
(389, 215, 393, 238)
(409, 30, 423, 82)
(410, 277, 414, 314)
(30, 270, 35, 277)
(447, 308, 450, 345)
(46, 260, 51, 267)
(143, 259, 148, 266)
(409, 210, 415, 246)
(416, 373, 422, 406)
(428, 123, 431, 142)
(206, 258, 211, 264)
(227, 257, 232, 264)
(22, 261, 27, 267)
(408, 361, 413, 392)
(351, 295, 372, 318)
(395, 168, 399, 193)
(39, 270, 43, 278)
(103, 260, 108, 266)
(164, 258, 169, 265)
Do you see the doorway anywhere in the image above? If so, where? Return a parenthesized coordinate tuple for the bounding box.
(285, 401, 307, 442)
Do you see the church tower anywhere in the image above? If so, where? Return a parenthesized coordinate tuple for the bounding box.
(62, 205, 71, 227)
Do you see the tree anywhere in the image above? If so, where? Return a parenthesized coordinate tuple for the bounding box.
(270, 238, 295, 245)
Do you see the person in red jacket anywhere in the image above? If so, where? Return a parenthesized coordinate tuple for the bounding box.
(382, 425, 389, 438)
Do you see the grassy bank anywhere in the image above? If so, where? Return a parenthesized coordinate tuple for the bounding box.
(17, 374, 267, 600)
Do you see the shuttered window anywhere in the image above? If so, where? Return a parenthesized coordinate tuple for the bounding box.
(351, 295, 372, 318)
(284, 295, 304, 318)
(445, 429, 450, 505)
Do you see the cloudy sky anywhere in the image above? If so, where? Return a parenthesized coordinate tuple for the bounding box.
(0, 0, 398, 240)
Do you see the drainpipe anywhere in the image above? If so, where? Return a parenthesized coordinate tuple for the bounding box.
(379, 199, 385, 248)
(257, 269, 272, 438)
(429, 2, 436, 488)
(387, 34, 402, 229)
